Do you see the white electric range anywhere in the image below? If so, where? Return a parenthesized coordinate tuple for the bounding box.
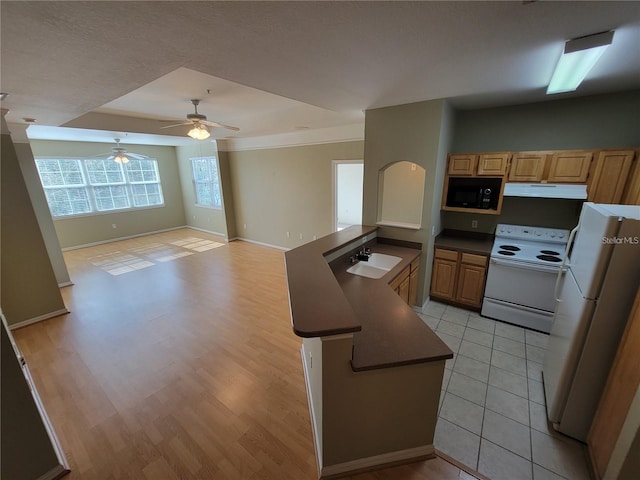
(481, 224, 570, 333)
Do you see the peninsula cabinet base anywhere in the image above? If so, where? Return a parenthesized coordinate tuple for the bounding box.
(300, 335, 443, 479)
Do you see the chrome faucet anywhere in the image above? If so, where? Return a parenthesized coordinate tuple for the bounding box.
(355, 248, 371, 261)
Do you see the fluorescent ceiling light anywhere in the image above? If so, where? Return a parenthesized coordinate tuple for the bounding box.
(547, 31, 614, 95)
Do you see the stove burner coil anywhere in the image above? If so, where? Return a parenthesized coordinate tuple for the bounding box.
(497, 250, 516, 256)
(537, 254, 562, 262)
(540, 250, 561, 256)
(499, 245, 521, 251)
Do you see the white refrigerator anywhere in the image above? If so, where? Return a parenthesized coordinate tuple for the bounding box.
(543, 203, 640, 442)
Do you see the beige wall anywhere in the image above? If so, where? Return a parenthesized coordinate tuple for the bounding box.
(363, 100, 453, 307)
(29, 140, 186, 249)
(176, 142, 228, 238)
(226, 141, 364, 249)
(378, 161, 425, 226)
(14, 142, 71, 286)
(1, 133, 66, 326)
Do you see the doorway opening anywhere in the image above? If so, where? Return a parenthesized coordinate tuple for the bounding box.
(333, 160, 364, 231)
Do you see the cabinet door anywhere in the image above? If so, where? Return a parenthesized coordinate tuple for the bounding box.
(548, 151, 593, 183)
(456, 263, 486, 307)
(431, 258, 457, 300)
(408, 267, 419, 307)
(477, 153, 509, 176)
(398, 276, 410, 304)
(622, 158, 640, 205)
(509, 153, 547, 181)
(448, 154, 477, 176)
(588, 151, 635, 204)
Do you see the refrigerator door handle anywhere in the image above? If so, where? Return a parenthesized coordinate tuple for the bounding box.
(555, 223, 580, 302)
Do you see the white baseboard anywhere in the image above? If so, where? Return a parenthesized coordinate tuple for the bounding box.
(234, 236, 290, 251)
(8, 308, 69, 330)
(300, 345, 323, 474)
(61, 225, 187, 251)
(320, 444, 434, 478)
(186, 225, 228, 240)
(35, 464, 69, 480)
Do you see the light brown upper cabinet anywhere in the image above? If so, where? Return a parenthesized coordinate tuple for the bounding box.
(509, 152, 549, 182)
(547, 151, 593, 183)
(622, 156, 640, 205)
(588, 150, 636, 204)
(477, 153, 510, 176)
(448, 154, 478, 176)
(448, 152, 510, 176)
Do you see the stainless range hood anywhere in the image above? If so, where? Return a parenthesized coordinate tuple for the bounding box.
(503, 183, 588, 200)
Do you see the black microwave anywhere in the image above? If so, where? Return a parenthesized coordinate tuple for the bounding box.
(446, 178, 501, 210)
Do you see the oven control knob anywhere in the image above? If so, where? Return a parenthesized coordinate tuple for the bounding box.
(550, 232, 556, 238)
(507, 228, 512, 233)
(558, 232, 565, 239)
(536, 230, 543, 236)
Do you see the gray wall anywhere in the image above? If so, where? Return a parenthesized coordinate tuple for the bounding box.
(1, 132, 66, 327)
(452, 89, 640, 152)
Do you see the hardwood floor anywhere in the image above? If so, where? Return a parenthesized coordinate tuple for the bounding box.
(13, 229, 480, 479)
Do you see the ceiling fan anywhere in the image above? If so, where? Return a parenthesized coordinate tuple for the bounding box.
(91, 138, 150, 164)
(160, 99, 239, 140)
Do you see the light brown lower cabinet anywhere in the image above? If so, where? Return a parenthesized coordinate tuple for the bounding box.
(430, 248, 488, 309)
(389, 256, 420, 306)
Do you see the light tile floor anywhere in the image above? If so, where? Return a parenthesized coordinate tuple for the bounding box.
(418, 301, 592, 480)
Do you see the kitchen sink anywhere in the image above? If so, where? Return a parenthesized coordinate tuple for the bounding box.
(346, 253, 402, 279)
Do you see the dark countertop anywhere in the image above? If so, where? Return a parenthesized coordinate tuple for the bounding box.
(434, 230, 494, 256)
(285, 226, 453, 371)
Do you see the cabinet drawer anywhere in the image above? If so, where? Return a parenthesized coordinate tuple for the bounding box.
(461, 253, 487, 267)
(435, 248, 458, 261)
(389, 265, 410, 290)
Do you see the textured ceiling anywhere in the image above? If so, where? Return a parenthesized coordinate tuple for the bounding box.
(1, 1, 639, 143)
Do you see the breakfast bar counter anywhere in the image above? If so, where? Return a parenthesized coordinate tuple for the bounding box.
(284, 226, 452, 479)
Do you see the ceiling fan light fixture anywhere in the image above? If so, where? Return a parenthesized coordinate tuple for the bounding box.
(114, 154, 129, 164)
(547, 31, 614, 95)
(188, 123, 210, 140)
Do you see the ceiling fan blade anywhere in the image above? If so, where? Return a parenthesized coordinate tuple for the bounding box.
(202, 120, 240, 131)
(87, 151, 113, 159)
(127, 152, 149, 160)
(160, 122, 191, 129)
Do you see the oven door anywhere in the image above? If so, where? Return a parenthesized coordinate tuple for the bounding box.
(484, 257, 560, 312)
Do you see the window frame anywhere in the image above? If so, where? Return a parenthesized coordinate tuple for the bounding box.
(190, 156, 222, 209)
(35, 156, 165, 219)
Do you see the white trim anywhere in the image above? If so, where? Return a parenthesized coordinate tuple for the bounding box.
(58, 281, 74, 288)
(217, 123, 364, 152)
(8, 308, 69, 330)
(376, 220, 422, 230)
(34, 464, 69, 480)
(233, 236, 290, 251)
(320, 445, 434, 478)
(301, 345, 323, 476)
(186, 225, 228, 240)
(60, 225, 187, 251)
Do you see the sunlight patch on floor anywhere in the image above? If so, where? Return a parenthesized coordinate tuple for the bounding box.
(89, 237, 224, 275)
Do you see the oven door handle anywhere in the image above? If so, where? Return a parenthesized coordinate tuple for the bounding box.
(490, 258, 561, 274)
